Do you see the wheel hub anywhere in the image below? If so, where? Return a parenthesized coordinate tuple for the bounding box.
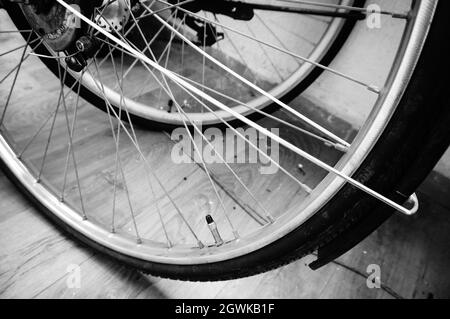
(18, 0, 131, 52)
(19, 0, 85, 51)
(94, 0, 131, 33)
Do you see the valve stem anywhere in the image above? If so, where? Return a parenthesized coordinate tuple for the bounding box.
(206, 214, 224, 246)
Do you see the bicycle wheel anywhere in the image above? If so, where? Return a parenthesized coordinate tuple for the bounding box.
(4, 0, 365, 129)
(0, 0, 448, 281)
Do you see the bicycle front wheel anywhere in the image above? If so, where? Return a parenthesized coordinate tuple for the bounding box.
(0, 0, 448, 280)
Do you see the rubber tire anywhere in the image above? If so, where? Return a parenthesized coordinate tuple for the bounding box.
(1, 1, 449, 281)
(3, 0, 366, 130)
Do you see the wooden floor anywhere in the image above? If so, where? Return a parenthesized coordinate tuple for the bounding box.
(1, 169, 449, 299)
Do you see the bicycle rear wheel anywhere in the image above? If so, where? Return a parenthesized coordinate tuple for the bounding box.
(5, 0, 365, 128)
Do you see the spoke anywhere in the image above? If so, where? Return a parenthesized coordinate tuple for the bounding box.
(28, 50, 81, 60)
(0, 30, 33, 34)
(110, 70, 123, 234)
(200, 10, 209, 110)
(1, 32, 32, 126)
(278, 0, 409, 18)
(237, 1, 366, 19)
(180, 13, 186, 66)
